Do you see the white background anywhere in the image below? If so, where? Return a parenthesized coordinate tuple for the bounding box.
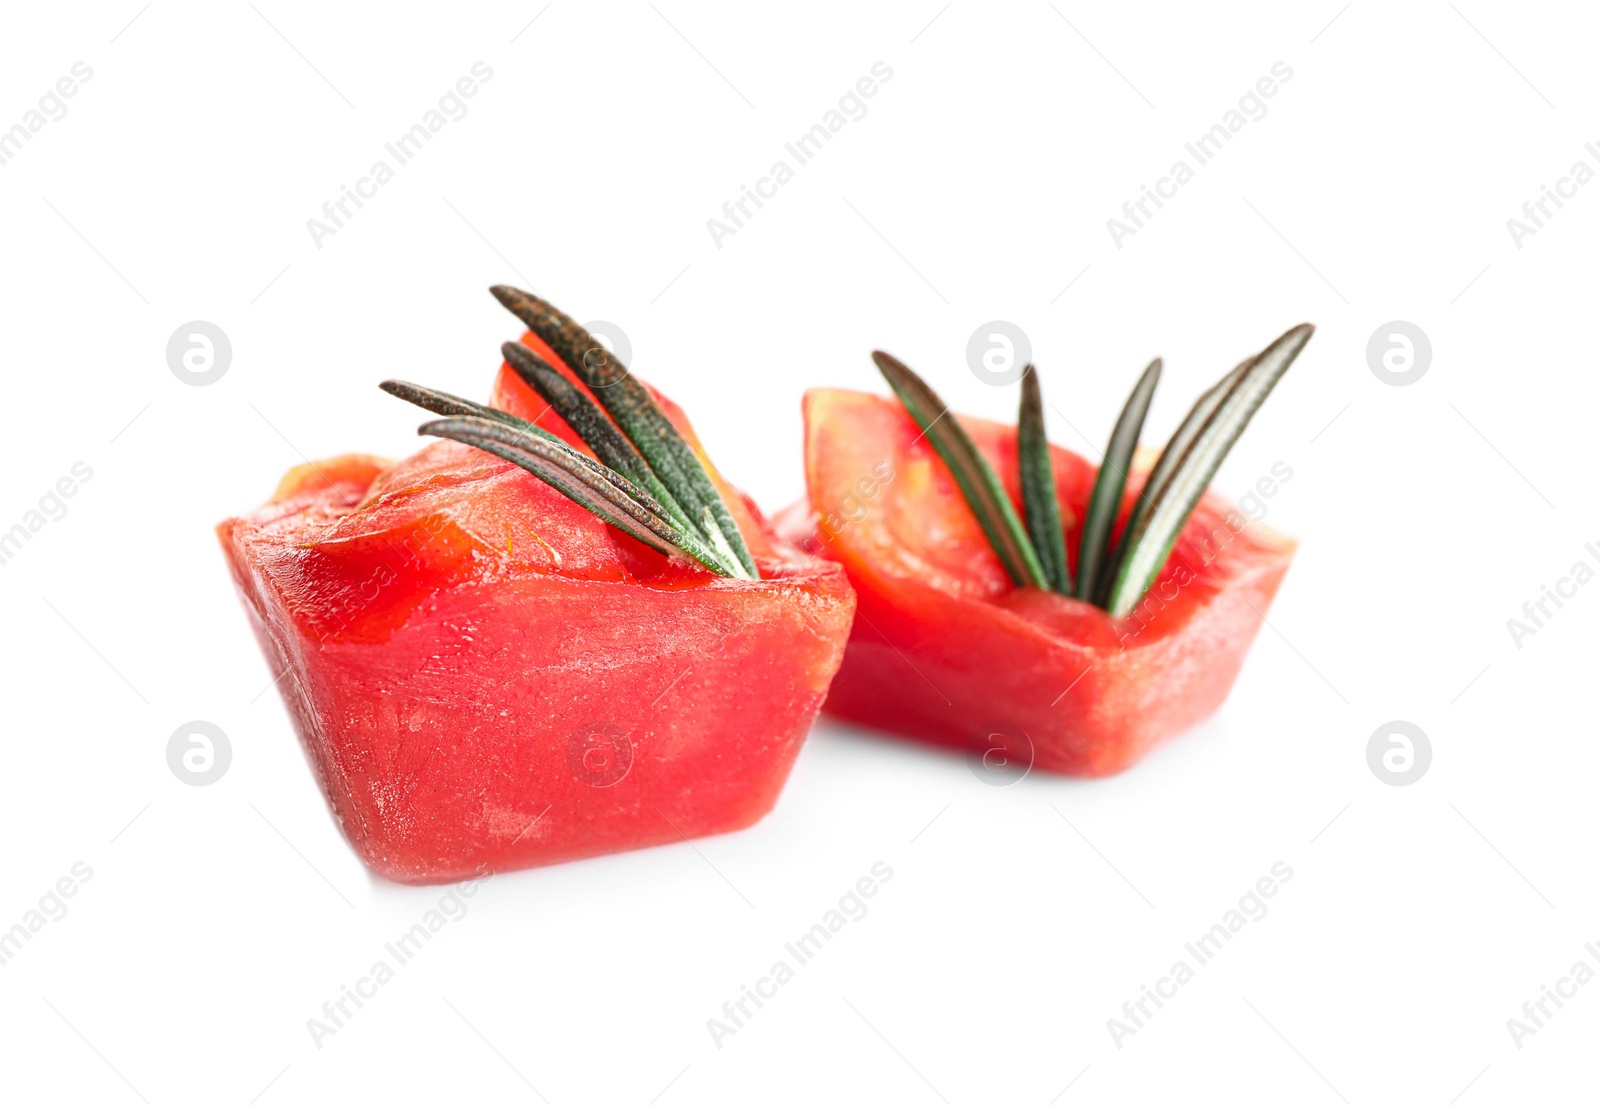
(1, 1, 1595, 1105)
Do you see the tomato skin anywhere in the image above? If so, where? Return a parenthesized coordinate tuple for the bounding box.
(219, 378, 854, 884)
(790, 389, 1295, 776)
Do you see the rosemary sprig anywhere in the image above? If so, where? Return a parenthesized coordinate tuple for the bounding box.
(499, 340, 693, 531)
(871, 350, 1050, 590)
(1103, 324, 1314, 618)
(417, 416, 738, 577)
(699, 506, 745, 577)
(1094, 357, 1248, 607)
(1018, 367, 1071, 594)
(382, 381, 706, 535)
(489, 285, 758, 578)
(1075, 358, 1161, 602)
(872, 323, 1312, 616)
(380, 379, 559, 442)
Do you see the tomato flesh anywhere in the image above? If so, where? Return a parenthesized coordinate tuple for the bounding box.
(219, 356, 854, 883)
(788, 388, 1295, 776)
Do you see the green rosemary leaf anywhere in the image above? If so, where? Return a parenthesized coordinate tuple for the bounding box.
(418, 416, 739, 577)
(381, 379, 683, 522)
(1104, 324, 1314, 618)
(499, 341, 694, 531)
(1017, 366, 1071, 594)
(489, 285, 758, 578)
(871, 350, 1050, 590)
(379, 380, 559, 442)
(394, 396, 676, 524)
(1076, 358, 1162, 602)
(700, 506, 746, 581)
(1095, 357, 1249, 607)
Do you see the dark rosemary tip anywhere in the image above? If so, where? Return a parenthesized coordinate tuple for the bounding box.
(500, 340, 549, 377)
(488, 284, 530, 312)
(379, 379, 475, 417)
